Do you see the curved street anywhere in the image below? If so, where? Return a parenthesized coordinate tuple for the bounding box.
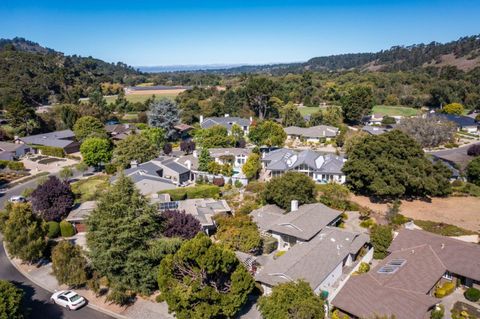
(0, 170, 114, 319)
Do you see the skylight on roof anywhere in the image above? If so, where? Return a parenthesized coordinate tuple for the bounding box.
(377, 258, 406, 275)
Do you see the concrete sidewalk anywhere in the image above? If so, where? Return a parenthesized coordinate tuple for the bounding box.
(4, 243, 174, 319)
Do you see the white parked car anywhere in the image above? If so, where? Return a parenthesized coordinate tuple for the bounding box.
(9, 195, 26, 203)
(50, 290, 86, 311)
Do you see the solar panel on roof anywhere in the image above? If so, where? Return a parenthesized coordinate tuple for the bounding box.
(377, 258, 406, 274)
(159, 201, 179, 211)
(387, 259, 406, 267)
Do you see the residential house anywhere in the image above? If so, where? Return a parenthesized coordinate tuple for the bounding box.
(200, 114, 252, 135)
(0, 142, 31, 160)
(284, 125, 339, 143)
(112, 156, 193, 195)
(255, 227, 371, 299)
(157, 194, 231, 234)
(105, 123, 137, 141)
(435, 113, 478, 133)
(65, 201, 96, 233)
(362, 125, 390, 135)
(332, 227, 480, 319)
(17, 129, 80, 154)
(362, 114, 384, 125)
(251, 201, 343, 251)
(174, 124, 194, 140)
(261, 148, 346, 183)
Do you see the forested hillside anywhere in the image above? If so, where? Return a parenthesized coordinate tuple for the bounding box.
(210, 35, 480, 74)
(0, 37, 144, 108)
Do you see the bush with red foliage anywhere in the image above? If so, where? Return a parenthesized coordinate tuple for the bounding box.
(31, 176, 74, 221)
(467, 144, 480, 157)
(180, 140, 196, 154)
(213, 177, 225, 187)
(162, 210, 202, 240)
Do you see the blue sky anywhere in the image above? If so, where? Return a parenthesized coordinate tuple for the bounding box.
(1, 0, 479, 66)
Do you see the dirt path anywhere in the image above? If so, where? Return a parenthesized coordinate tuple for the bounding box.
(351, 195, 480, 233)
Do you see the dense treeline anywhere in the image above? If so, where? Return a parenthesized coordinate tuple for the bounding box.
(0, 37, 144, 108)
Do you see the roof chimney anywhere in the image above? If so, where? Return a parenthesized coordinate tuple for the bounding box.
(291, 200, 299, 212)
(199, 115, 204, 123)
(185, 160, 192, 169)
(130, 160, 138, 168)
(224, 114, 229, 117)
(249, 116, 253, 123)
(441, 243, 445, 249)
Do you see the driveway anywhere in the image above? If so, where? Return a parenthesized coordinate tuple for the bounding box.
(0, 236, 113, 319)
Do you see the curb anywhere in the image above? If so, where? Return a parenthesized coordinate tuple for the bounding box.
(2, 242, 128, 319)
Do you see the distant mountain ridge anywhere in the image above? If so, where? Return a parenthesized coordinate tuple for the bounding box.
(205, 35, 480, 75)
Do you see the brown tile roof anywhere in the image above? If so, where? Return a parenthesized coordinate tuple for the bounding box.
(332, 245, 442, 319)
(389, 229, 480, 281)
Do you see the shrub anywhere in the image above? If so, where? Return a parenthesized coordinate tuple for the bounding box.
(212, 177, 225, 187)
(262, 235, 278, 254)
(435, 282, 455, 298)
(7, 161, 25, 171)
(357, 262, 370, 274)
(370, 225, 393, 259)
(467, 144, 480, 157)
(360, 218, 376, 228)
(35, 145, 65, 158)
(31, 176, 75, 221)
(47, 221, 60, 238)
(464, 287, 480, 302)
(431, 305, 444, 319)
(274, 250, 286, 259)
(0, 279, 25, 319)
(104, 163, 118, 175)
(52, 240, 88, 287)
(60, 220, 75, 237)
(161, 210, 202, 240)
(451, 180, 464, 187)
(106, 288, 135, 306)
(234, 180, 243, 188)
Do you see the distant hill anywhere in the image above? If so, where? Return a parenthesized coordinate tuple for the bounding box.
(208, 35, 480, 75)
(139, 64, 248, 73)
(0, 37, 143, 108)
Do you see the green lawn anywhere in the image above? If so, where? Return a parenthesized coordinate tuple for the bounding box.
(104, 93, 178, 105)
(71, 175, 109, 203)
(298, 106, 321, 116)
(372, 105, 421, 117)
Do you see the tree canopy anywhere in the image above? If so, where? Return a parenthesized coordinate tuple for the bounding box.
(341, 86, 374, 124)
(87, 175, 168, 295)
(342, 130, 452, 198)
(73, 116, 108, 141)
(242, 153, 262, 180)
(466, 157, 480, 186)
(195, 125, 236, 148)
(370, 225, 393, 259)
(3, 203, 47, 263)
(161, 210, 202, 240)
(0, 280, 25, 319)
(112, 134, 158, 168)
(263, 172, 317, 210)
(396, 116, 456, 148)
(147, 99, 180, 140)
(215, 214, 262, 254)
(80, 137, 112, 167)
(442, 102, 464, 115)
(248, 121, 286, 147)
(52, 240, 88, 287)
(258, 280, 325, 319)
(157, 233, 255, 319)
(31, 176, 74, 221)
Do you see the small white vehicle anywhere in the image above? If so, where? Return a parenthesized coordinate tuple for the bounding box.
(9, 195, 26, 203)
(50, 290, 86, 311)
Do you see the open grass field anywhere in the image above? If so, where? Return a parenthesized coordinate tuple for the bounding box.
(298, 106, 321, 116)
(104, 92, 179, 104)
(372, 105, 421, 117)
(71, 175, 109, 203)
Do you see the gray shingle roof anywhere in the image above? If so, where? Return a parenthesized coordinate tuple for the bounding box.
(388, 228, 480, 281)
(20, 130, 76, 148)
(250, 205, 285, 231)
(262, 148, 345, 174)
(201, 117, 251, 130)
(268, 203, 342, 241)
(160, 198, 231, 227)
(256, 227, 368, 289)
(332, 244, 442, 319)
(284, 125, 339, 138)
(362, 125, 389, 135)
(0, 142, 27, 152)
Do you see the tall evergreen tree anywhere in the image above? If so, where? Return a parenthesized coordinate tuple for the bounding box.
(147, 99, 180, 140)
(87, 175, 165, 295)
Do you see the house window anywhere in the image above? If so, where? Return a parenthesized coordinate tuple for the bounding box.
(443, 271, 453, 281)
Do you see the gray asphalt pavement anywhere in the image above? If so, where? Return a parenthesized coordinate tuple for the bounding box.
(0, 169, 113, 319)
(0, 236, 113, 319)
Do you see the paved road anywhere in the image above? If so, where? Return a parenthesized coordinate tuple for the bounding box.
(0, 169, 113, 319)
(0, 236, 113, 319)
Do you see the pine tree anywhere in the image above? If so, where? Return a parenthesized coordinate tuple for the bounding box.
(198, 148, 212, 172)
(87, 175, 164, 295)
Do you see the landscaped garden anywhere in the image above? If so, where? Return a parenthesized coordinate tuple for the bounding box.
(71, 175, 110, 203)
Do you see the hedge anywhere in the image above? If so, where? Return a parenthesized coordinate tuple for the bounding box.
(464, 287, 480, 302)
(47, 221, 60, 238)
(159, 185, 220, 201)
(60, 220, 75, 237)
(262, 235, 278, 254)
(34, 145, 65, 158)
(0, 160, 25, 171)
